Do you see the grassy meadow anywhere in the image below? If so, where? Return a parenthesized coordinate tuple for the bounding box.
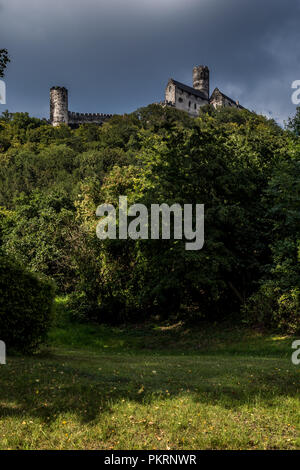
(0, 317, 299, 450)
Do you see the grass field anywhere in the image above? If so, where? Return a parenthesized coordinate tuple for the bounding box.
(0, 320, 299, 450)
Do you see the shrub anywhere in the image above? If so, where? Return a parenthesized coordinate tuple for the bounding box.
(0, 251, 55, 352)
(65, 291, 99, 323)
(243, 282, 300, 333)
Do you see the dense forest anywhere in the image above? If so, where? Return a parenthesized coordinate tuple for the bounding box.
(0, 102, 299, 351)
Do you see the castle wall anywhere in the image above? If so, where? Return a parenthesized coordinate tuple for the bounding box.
(165, 82, 176, 104)
(175, 87, 207, 117)
(68, 111, 113, 127)
(164, 79, 208, 117)
(210, 89, 241, 109)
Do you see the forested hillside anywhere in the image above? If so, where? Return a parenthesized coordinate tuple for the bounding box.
(0, 104, 299, 350)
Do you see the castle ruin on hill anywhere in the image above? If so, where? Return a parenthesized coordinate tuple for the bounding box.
(50, 65, 243, 127)
(50, 86, 113, 127)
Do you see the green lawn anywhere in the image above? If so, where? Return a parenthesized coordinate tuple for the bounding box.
(0, 321, 299, 450)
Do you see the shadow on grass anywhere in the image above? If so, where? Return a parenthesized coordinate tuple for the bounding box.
(0, 348, 298, 426)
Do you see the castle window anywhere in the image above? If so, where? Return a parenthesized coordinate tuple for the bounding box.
(188, 101, 191, 107)
(194, 103, 197, 109)
(169, 86, 172, 92)
(178, 97, 183, 103)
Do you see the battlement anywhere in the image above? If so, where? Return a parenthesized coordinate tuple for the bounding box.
(68, 111, 113, 126)
(69, 112, 113, 118)
(50, 86, 68, 91)
(68, 111, 113, 120)
(50, 87, 113, 127)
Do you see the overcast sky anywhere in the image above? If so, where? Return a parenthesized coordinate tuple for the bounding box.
(1, 0, 299, 125)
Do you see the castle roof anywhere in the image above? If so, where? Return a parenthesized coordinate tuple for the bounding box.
(168, 79, 209, 101)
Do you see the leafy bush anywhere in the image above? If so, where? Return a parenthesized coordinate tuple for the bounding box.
(1, 190, 77, 292)
(243, 156, 300, 332)
(243, 282, 300, 333)
(0, 251, 55, 352)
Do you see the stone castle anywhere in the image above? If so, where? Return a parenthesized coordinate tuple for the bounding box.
(50, 65, 243, 126)
(164, 65, 243, 117)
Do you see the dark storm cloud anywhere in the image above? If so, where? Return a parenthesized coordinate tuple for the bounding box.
(1, 0, 300, 124)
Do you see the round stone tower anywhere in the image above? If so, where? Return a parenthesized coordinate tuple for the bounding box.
(50, 86, 68, 126)
(193, 65, 210, 100)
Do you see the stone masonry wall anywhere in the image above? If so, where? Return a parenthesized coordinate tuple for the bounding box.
(50, 87, 69, 126)
(68, 111, 113, 126)
(175, 87, 207, 117)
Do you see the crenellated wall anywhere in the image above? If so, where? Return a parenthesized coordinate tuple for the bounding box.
(68, 111, 113, 126)
(50, 87, 113, 127)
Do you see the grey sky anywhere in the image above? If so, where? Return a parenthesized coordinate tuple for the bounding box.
(1, 0, 300, 125)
